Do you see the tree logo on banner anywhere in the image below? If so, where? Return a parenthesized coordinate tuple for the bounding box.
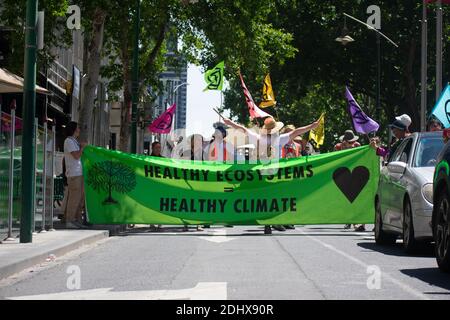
(333, 166, 370, 203)
(87, 161, 136, 204)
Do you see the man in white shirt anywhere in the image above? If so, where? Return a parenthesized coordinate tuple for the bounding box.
(63, 121, 87, 229)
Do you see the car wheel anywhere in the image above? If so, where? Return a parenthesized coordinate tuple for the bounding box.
(375, 199, 397, 245)
(403, 199, 418, 254)
(435, 192, 450, 273)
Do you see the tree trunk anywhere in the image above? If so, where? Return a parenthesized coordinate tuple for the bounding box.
(78, 8, 106, 143)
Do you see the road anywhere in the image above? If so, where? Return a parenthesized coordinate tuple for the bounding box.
(1, 225, 449, 300)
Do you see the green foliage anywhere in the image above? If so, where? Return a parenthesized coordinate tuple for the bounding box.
(0, 0, 71, 75)
(221, 0, 450, 152)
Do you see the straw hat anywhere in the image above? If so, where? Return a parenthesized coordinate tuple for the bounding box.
(293, 135, 303, 143)
(259, 117, 284, 134)
(339, 130, 359, 142)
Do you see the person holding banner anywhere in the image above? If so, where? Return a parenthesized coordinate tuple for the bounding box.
(207, 122, 234, 162)
(63, 121, 88, 229)
(335, 130, 364, 231)
(223, 117, 320, 161)
(173, 134, 206, 232)
(223, 116, 320, 234)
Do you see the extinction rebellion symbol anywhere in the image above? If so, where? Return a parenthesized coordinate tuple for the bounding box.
(445, 99, 450, 123)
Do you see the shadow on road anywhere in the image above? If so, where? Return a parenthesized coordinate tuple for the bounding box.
(400, 268, 450, 293)
(117, 226, 376, 237)
(357, 242, 435, 258)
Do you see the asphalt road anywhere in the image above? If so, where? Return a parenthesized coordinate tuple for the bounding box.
(1, 225, 449, 300)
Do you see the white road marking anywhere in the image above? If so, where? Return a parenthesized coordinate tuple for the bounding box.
(7, 282, 227, 300)
(199, 228, 236, 243)
(298, 230, 430, 300)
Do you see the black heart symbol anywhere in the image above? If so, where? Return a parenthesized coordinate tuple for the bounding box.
(333, 166, 370, 203)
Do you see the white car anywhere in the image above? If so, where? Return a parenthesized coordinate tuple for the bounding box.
(374, 131, 444, 253)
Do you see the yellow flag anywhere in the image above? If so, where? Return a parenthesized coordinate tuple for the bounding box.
(309, 113, 325, 148)
(259, 74, 277, 108)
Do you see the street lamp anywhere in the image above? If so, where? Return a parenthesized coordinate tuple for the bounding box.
(336, 12, 398, 124)
(335, 17, 355, 46)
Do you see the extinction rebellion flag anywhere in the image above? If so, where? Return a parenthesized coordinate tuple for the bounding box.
(239, 73, 272, 119)
(204, 61, 224, 91)
(345, 86, 379, 134)
(259, 74, 277, 108)
(148, 103, 176, 134)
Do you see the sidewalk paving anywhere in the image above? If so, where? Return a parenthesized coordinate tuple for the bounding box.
(0, 225, 118, 280)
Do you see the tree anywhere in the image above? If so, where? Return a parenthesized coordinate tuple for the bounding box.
(87, 160, 136, 204)
(77, 1, 108, 143)
(221, 0, 450, 152)
(0, 0, 72, 74)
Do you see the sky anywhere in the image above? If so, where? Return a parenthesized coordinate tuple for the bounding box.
(185, 64, 230, 139)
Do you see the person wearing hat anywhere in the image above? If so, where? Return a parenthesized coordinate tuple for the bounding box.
(370, 114, 412, 160)
(281, 125, 301, 159)
(334, 130, 361, 151)
(223, 116, 320, 234)
(207, 122, 234, 162)
(334, 130, 363, 231)
(223, 116, 320, 161)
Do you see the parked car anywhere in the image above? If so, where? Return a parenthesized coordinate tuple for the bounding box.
(432, 129, 450, 273)
(374, 131, 444, 253)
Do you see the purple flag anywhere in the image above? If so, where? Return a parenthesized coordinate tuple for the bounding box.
(345, 86, 379, 134)
(148, 103, 176, 134)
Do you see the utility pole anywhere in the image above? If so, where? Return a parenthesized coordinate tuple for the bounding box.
(20, 0, 38, 243)
(436, 0, 443, 101)
(131, 0, 140, 154)
(421, 0, 428, 132)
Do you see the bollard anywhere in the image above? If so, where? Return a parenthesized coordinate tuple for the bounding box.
(5, 106, 16, 242)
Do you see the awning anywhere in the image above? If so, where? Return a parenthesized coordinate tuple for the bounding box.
(0, 67, 50, 94)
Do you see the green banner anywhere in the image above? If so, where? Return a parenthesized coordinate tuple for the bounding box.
(82, 145, 380, 225)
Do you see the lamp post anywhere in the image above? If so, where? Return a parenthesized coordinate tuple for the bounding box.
(20, 0, 38, 243)
(336, 12, 398, 124)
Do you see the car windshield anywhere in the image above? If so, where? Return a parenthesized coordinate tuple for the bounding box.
(413, 136, 444, 167)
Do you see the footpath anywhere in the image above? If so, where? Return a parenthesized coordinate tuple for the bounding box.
(0, 223, 125, 280)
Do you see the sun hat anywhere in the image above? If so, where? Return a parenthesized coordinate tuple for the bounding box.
(259, 117, 284, 134)
(339, 130, 359, 142)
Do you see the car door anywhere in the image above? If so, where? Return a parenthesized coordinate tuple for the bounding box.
(379, 141, 405, 228)
(385, 138, 414, 230)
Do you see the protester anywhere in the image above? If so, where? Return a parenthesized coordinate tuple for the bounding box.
(334, 130, 361, 151)
(223, 116, 320, 234)
(335, 130, 364, 231)
(149, 141, 163, 231)
(281, 125, 301, 159)
(150, 141, 163, 157)
(279, 125, 302, 230)
(427, 117, 443, 132)
(207, 122, 233, 162)
(62, 121, 88, 229)
(173, 134, 206, 232)
(370, 114, 412, 161)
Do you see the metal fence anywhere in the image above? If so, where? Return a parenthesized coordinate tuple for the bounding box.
(0, 111, 63, 241)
